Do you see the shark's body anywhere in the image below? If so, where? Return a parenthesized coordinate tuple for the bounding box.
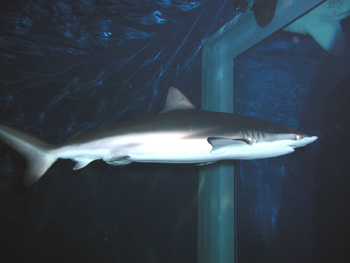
(284, 0, 350, 55)
(0, 87, 317, 186)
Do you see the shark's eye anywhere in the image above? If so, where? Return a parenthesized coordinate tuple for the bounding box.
(295, 134, 302, 140)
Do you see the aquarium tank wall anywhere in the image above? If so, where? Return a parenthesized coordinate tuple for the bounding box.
(0, 0, 349, 263)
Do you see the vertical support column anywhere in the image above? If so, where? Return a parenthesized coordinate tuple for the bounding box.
(197, 1, 324, 262)
(198, 40, 235, 263)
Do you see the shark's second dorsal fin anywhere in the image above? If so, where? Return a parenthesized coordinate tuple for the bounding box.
(159, 86, 196, 113)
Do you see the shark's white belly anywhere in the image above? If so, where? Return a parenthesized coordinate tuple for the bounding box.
(54, 133, 312, 167)
(112, 135, 297, 162)
(56, 135, 214, 164)
(128, 138, 214, 163)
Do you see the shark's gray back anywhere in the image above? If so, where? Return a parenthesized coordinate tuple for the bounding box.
(61, 110, 303, 145)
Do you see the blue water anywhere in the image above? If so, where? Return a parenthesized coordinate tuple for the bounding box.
(0, 0, 349, 262)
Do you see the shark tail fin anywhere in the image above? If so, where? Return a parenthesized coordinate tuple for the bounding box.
(0, 124, 57, 186)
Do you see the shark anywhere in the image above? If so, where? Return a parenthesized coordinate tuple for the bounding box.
(0, 87, 318, 186)
(284, 0, 350, 56)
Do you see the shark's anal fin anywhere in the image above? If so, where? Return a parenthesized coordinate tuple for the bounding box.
(73, 158, 93, 170)
(307, 18, 346, 56)
(208, 137, 249, 155)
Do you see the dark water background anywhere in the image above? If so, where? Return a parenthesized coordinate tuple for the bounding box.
(0, 0, 349, 262)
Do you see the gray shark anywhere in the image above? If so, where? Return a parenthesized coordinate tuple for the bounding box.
(0, 87, 318, 186)
(284, 0, 350, 55)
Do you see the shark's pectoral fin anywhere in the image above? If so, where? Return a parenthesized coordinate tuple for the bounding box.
(104, 156, 132, 166)
(208, 137, 249, 155)
(307, 19, 346, 56)
(73, 158, 93, 170)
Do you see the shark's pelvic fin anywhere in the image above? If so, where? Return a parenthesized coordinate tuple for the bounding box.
(159, 86, 196, 113)
(0, 124, 57, 186)
(104, 156, 132, 166)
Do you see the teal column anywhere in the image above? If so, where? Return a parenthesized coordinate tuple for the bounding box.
(197, 1, 325, 263)
(199, 40, 235, 263)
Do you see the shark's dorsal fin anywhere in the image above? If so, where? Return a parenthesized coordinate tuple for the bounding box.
(159, 86, 196, 113)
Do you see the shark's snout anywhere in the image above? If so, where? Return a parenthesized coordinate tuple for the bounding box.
(307, 136, 318, 144)
(289, 135, 318, 148)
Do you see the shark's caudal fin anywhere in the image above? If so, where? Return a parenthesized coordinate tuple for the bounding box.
(0, 124, 57, 186)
